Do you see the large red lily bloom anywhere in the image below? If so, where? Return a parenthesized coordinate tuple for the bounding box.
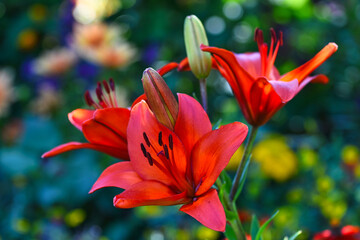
(314, 225, 360, 240)
(89, 94, 248, 231)
(198, 29, 337, 126)
(42, 63, 178, 160)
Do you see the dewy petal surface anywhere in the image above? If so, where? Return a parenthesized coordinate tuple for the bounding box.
(68, 109, 95, 131)
(180, 189, 226, 232)
(191, 122, 248, 196)
(41, 141, 129, 159)
(89, 162, 142, 193)
(127, 101, 187, 188)
(174, 94, 212, 157)
(113, 180, 189, 208)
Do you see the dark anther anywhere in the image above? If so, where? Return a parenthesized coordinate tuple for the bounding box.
(84, 90, 95, 106)
(109, 78, 115, 91)
(102, 80, 111, 93)
(270, 28, 276, 43)
(158, 132, 163, 146)
(146, 152, 153, 166)
(96, 84, 103, 101)
(254, 28, 263, 45)
(279, 31, 283, 46)
(143, 132, 151, 147)
(168, 135, 173, 150)
(164, 144, 169, 160)
(140, 143, 147, 157)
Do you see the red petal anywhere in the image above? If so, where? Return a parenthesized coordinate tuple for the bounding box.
(180, 189, 226, 232)
(201, 45, 256, 123)
(41, 142, 129, 159)
(174, 94, 212, 157)
(268, 78, 299, 103)
(191, 122, 248, 196)
(157, 62, 179, 76)
(249, 78, 284, 126)
(235, 52, 280, 80)
(235, 52, 262, 77)
(93, 108, 130, 141)
(89, 162, 142, 193)
(178, 58, 191, 71)
(82, 118, 127, 148)
(296, 74, 328, 94)
(131, 94, 147, 109)
(68, 109, 95, 131)
(201, 45, 255, 93)
(280, 43, 338, 83)
(127, 101, 188, 189)
(113, 180, 189, 208)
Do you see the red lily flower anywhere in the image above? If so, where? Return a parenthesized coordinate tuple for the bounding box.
(89, 94, 248, 231)
(197, 28, 337, 126)
(314, 225, 360, 240)
(42, 63, 178, 160)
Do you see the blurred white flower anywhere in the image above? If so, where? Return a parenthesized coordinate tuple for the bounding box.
(72, 23, 137, 68)
(0, 69, 15, 117)
(33, 48, 77, 76)
(30, 85, 63, 116)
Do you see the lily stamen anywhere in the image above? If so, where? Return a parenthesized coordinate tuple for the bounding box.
(84, 79, 121, 109)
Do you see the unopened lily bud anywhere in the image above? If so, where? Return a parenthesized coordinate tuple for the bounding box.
(142, 68, 178, 130)
(184, 15, 212, 80)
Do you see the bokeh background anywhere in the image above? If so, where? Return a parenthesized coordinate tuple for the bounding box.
(0, 0, 359, 239)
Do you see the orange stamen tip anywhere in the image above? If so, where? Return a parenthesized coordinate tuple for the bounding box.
(329, 42, 338, 51)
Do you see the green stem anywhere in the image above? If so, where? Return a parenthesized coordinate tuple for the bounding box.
(216, 179, 247, 240)
(199, 78, 207, 112)
(229, 126, 259, 201)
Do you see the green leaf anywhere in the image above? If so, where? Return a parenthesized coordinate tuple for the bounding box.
(250, 215, 261, 240)
(212, 118, 222, 130)
(224, 224, 238, 240)
(286, 230, 302, 240)
(220, 170, 232, 192)
(255, 210, 279, 240)
(234, 153, 252, 201)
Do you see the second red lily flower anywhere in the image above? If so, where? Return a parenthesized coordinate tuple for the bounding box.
(199, 28, 338, 126)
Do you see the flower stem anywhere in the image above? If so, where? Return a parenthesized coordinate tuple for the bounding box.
(216, 179, 247, 240)
(199, 78, 207, 112)
(229, 126, 258, 202)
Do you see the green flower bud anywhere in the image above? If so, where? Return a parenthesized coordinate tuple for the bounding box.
(184, 15, 212, 80)
(142, 68, 178, 130)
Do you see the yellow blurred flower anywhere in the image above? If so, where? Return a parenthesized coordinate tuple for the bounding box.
(341, 145, 359, 166)
(354, 165, 360, 179)
(226, 146, 244, 171)
(252, 136, 297, 182)
(196, 226, 219, 240)
(316, 175, 334, 193)
(72, 23, 137, 68)
(14, 219, 30, 234)
(135, 206, 162, 218)
(0, 69, 15, 117)
(298, 147, 319, 169)
(17, 29, 38, 50)
(319, 197, 347, 222)
(33, 48, 77, 76)
(65, 209, 86, 227)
